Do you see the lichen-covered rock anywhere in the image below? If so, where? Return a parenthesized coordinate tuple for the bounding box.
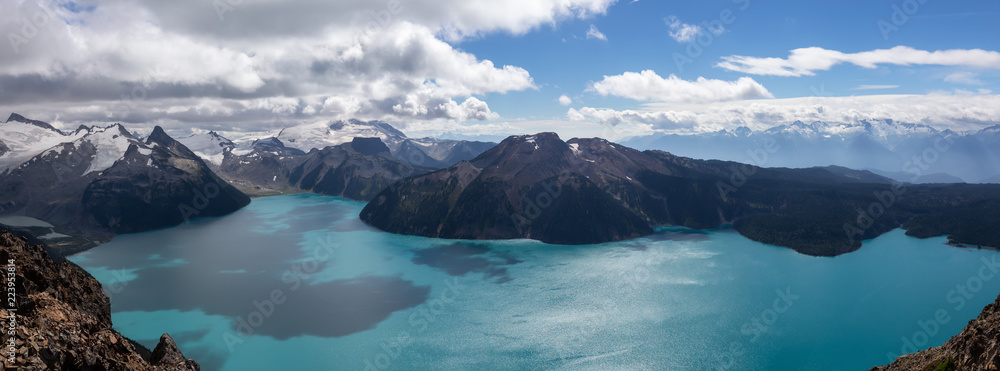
(0, 231, 199, 370)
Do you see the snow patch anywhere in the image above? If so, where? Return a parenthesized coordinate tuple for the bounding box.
(569, 143, 582, 156)
(276, 120, 405, 152)
(82, 126, 140, 175)
(178, 132, 234, 166)
(0, 121, 87, 172)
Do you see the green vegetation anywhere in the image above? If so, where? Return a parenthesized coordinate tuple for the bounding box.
(923, 356, 959, 371)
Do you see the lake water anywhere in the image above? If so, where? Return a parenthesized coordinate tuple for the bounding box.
(68, 193, 1000, 371)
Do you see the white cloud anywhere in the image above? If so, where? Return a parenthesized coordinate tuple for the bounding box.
(665, 16, 701, 43)
(944, 72, 984, 85)
(717, 46, 1000, 77)
(854, 85, 899, 90)
(558, 95, 573, 106)
(569, 92, 1000, 134)
(588, 70, 773, 103)
(0, 0, 616, 130)
(586, 24, 607, 41)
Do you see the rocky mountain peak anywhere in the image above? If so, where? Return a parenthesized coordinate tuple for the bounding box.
(146, 126, 172, 145)
(4, 113, 59, 132)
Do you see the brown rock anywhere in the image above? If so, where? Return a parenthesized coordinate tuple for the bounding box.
(871, 292, 1000, 371)
(0, 231, 200, 370)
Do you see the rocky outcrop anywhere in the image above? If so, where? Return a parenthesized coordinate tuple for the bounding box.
(0, 231, 199, 370)
(871, 292, 1000, 371)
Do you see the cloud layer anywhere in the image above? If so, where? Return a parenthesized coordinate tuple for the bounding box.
(717, 46, 1000, 77)
(569, 92, 1000, 134)
(588, 70, 773, 103)
(0, 0, 616, 133)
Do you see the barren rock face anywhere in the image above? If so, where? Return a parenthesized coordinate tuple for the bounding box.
(871, 292, 1000, 371)
(0, 231, 199, 370)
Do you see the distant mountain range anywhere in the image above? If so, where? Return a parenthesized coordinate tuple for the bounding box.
(177, 119, 496, 198)
(0, 114, 496, 253)
(621, 119, 1000, 184)
(362, 132, 1000, 256)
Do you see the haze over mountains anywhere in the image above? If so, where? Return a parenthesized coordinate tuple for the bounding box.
(622, 119, 1000, 184)
(176, 119, 496, 198)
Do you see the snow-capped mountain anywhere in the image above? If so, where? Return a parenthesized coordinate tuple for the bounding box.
(269, 119, 495, 168)
(178, 119, 497, 197)
(621, 119, 1000, 183)
(177, 131, 235, 167)
(276, 119, 409, 153)
(0, 113, 87, 174)
(0, 114, 249, 253)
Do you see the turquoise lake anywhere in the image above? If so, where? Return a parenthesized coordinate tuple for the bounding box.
(68, 193, 1000, 370)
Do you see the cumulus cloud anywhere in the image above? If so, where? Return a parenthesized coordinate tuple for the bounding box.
(586, 24, 607, 40)
(665, 16, 701, 43)
(588, 70, 773, 103)
(717, 46, 1000, 77)
(0, 0, 615, 132)
(559, 95, 573, 106)
(569, 92, 1000, 133)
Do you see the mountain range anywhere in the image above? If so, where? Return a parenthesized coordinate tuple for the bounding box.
(0, 114, 495, 254)
(361, 132, 1000, 256)
(0, 114, 250, 254)
(177, 120, 496, 198)
(621, 119, 1000, 184)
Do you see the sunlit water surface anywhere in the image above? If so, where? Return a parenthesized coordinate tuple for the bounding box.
(69, 193, 1000, 370)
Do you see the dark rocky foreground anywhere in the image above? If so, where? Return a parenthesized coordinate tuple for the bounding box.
(0, 231, 199, 370)
(871, 291, 1000, 370)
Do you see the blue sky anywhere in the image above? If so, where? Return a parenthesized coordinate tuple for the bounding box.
(1, 0, 999, 139)
(461, 0, 1000, 122)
